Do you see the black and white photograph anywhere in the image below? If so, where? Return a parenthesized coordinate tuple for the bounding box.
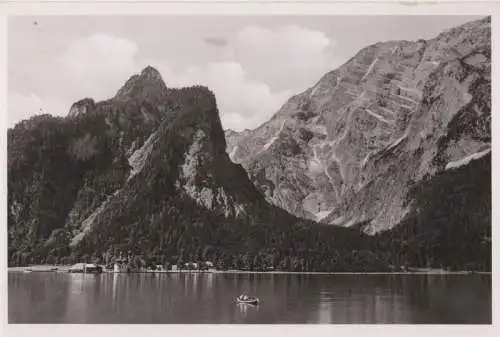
(4, 3, 493, 328)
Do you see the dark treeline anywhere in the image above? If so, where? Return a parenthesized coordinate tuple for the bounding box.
(376, 152, 491, 272)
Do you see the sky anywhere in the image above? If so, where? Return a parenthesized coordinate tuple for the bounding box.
(8, 15, 482, 131)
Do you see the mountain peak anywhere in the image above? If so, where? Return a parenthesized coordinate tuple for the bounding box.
(140, 65, 163, 81)
(114, 65, 167, 101)
(68, 98, 96, 117)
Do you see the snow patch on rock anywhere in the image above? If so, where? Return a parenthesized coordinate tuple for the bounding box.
(445, 148, 490, 170)
(361, 58, 378, 81)
(364, 108, 395, 125)
(361, 151, 374, 168)
(385, 132, 409, 152)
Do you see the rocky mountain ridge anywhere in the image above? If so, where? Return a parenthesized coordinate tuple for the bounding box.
(226, 17, 491, 233)
(8, 66, 386, 271)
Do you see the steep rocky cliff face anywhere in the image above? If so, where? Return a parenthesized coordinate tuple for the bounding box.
(66, 85, 268, 249)
(8, 67, 384, 271)
(227, 17, 491, 233)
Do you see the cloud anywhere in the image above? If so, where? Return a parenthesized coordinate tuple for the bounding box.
(8, 93, 45, 126)
(58, 34, 140, 99)
(151, 25, 341, 131)
(8, 34, 142, 126)
(8, 30, 288, 132)
(7, 92, 67, 127)
(231, 25, 339, 92)
(9, 25, 340, 132)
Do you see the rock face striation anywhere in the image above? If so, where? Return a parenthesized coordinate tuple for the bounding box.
(226, 17, 491, 233)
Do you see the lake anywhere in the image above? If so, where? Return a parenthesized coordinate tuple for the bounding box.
(8, 272, 491, 324)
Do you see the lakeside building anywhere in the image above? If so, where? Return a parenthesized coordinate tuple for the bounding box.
(113, 259, 129, 273)
(185, 262, 198, 270)
(68, 263, 102, 273)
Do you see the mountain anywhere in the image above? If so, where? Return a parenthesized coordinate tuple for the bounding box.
(8, 66, 387, 272)
(8, 17, 491, 272)
(226, 17, 491, 234)
(8, 66, 173, 264)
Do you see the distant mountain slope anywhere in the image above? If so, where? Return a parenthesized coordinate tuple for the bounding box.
(226, 17, 491, 234)
(8, 67, 387, 272)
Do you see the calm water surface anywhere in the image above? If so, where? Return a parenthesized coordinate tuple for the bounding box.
(8, 272, 491, 324)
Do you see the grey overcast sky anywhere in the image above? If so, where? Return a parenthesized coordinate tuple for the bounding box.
(8, 15, 482, 131)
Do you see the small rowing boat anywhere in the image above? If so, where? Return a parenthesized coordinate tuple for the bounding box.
(236, 294, 259, 305)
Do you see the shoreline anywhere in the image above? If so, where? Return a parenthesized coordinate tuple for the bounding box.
(7, 265, 491, 275)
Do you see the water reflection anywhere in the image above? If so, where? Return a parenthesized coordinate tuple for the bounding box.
(206, 272, 214, 292)
(8, 272, 491, 324)
(8, 273, 71, 323)
(317, 290, 333, 323)
(236, 302, 259, 316)
(112, 273, 118, 310)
